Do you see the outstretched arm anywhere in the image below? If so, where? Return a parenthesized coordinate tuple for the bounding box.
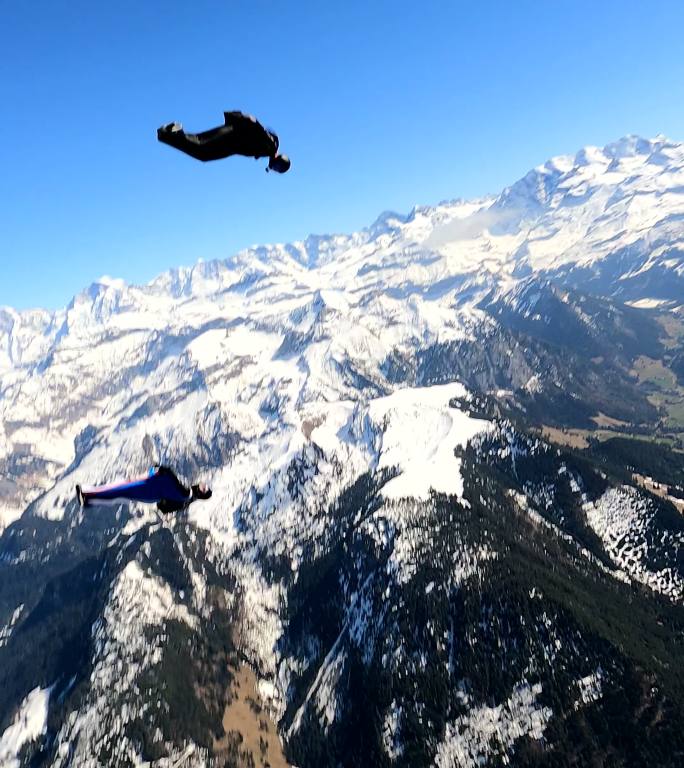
(223, 111, 257, 127)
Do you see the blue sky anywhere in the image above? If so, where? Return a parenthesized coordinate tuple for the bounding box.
(2, 0, 684, 309)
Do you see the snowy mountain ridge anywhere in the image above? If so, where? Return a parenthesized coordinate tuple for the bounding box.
(2, 134, 683, 366)
(1, 134, 681, 528)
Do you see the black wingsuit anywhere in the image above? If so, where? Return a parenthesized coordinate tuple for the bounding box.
(157, 111, 279, 162)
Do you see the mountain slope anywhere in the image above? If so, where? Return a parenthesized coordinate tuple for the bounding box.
(1, 135, 683, 767)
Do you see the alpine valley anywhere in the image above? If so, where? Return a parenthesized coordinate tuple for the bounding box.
(1, 135, 683, 768)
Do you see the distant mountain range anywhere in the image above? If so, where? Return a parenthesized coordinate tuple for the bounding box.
(1, 136, 683, 768)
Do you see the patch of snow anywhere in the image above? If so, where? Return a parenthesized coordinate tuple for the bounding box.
(314, 648, 347, 731)
(0, 603, 24, 648)
(573, 667, 604, 711)
(368, 383, 491, 501)
(382, 699, 404, 760)
(584, 486, 683, 602)
(626, 298, 671, 308)
(0, 686, 51, 768)
(435, 682, 552, 768)
(524, 374, 542, 393)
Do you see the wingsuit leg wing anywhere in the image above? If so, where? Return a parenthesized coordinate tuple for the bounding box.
(157, 123, 239, 162)
(76, 467, 191, 507)
(157, 126, 211, 161)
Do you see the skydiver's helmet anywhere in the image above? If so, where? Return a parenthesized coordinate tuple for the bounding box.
(268, 154, 291, 174)
(191, 483, 212, 501)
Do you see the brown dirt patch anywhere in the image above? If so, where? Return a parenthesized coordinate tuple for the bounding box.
(301, 415, 325, 440)
(541, 426, 591, 449)
(633, 473, 684, 513)
(214, 665, 290, 768)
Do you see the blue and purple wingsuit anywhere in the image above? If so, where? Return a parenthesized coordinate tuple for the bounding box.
(76, 465, 212, 514)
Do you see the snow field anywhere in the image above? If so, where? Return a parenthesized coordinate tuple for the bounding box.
(0, 686, 51, 768)
(434, 683, 552, 768)
(583, 486, 683, 602)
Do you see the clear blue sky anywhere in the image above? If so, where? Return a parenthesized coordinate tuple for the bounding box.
(2, 0, 684, 310)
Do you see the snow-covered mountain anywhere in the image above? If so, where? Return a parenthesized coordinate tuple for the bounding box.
(1, 136, 683, 767)
(2, 134, 683, 528)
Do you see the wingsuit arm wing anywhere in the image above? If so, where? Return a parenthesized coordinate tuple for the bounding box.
(154, 466, 192, 499)
(157, 498, 186, 515)
(223, 111, 277, 157)
(224, 110, 257, 126)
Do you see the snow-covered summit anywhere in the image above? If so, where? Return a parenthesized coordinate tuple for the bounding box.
(5, 134, 683, 326)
